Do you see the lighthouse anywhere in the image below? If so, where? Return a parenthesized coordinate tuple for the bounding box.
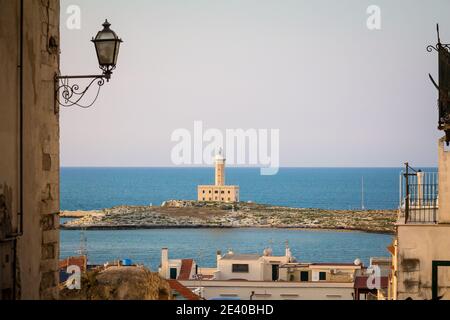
(215, 148, 225, 186)
(197, 148, 240, 203)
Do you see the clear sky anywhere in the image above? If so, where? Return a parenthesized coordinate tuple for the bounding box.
(59, 0, 450, 167)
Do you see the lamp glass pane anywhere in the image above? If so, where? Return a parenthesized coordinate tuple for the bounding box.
(113, 41, 121, 65)
(97, 29, 116, 40)
(95, 40, 115, 66)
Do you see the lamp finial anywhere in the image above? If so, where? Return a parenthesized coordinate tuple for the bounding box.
(103, 19, 111, 29)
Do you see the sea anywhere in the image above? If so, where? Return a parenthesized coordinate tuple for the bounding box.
(59, 167, 436, 269)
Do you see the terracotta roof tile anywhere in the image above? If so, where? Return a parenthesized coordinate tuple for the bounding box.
(168, 280, 201, 300)
(354, 276, 389, 289)
(178, 259, 194, 281)
(59, 256, 87, 272)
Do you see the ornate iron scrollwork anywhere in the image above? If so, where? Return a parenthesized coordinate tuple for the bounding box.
(55, 74, 106, 109)
(427, 43, 450, 53)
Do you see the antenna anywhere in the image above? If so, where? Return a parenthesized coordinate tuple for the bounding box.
(437, 23, 441, 44)
(78, 229, 88, 257)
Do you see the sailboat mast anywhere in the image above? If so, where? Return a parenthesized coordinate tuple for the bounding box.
(361, 176, 365, 210)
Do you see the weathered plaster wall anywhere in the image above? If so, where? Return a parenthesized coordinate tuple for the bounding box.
(0, 0, 60, 300)
(397, 225, 450, 300)
(438, 137, 450, 223)
(180, 280, 355, 300)
(392, 138, 450, 300)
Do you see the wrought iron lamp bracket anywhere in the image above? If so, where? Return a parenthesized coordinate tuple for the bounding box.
(54, 72, 111, 113)
(426, 24, 450, 53)
(426, 43, 450, 53)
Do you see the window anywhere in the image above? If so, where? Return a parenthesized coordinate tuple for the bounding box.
(215, 191, 218, 194)
(221, 198, 224, 201)
(319, 272, 326, 281)
(202, 190, 205, 194)
(228, 191, 231, 194)
(209, 190, 212, 194)
(232, 264, 249, 273)
(221, 191, 224, 194)
(272, 265, 279, 281)
(202, 198, 205, 201)
(228, 198, 230, 201)
(300, 271, 309, 282)
(170, 268, 177, 280)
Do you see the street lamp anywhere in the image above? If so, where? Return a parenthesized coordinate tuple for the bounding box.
(55, 19, 123, 110)
(92, 20, 123, 81)
(427, 24, 450, 145)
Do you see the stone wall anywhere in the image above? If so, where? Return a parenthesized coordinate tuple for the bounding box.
(0, 0, 60, 300)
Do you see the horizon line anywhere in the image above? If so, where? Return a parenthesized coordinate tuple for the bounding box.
(60, 165, 439, 169)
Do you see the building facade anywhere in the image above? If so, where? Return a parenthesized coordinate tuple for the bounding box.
(388, 138, 450, 300)
(197, 149, 239, 203)
(159, 247, 368, 300)
(0, 0, 60, 299)
(159, 248, 198, 281)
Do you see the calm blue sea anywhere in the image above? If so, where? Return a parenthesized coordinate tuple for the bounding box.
(60, 227, 393, 270)
(60, 167, 435, 267)
(61, 167, 437, 211)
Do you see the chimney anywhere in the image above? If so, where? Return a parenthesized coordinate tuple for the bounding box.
(216, 250, 222, 267)
(285, 241, 292, 261)
(160, 248, 169, 279)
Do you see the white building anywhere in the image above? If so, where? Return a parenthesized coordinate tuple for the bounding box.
(159, 246, 366, 300)
(159, 248, 198, 281)
(213, 247, 291, 282)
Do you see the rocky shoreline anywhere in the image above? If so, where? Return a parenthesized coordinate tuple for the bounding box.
(60, 200, 397, 234)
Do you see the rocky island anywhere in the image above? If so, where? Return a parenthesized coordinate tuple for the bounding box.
(60, 200, 397, 234)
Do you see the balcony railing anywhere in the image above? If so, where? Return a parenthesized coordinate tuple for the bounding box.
(399, 164, 438, 224)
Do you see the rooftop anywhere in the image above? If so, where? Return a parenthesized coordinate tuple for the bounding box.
(311, 262, 360, 267)
(178, 259, 194, 281)
(221, 253, 261, 261)
(59, 256, 87, 272)
(354, 276, 389, 289)
(279, 262, 361, 268)
(168, 280, 201, 300)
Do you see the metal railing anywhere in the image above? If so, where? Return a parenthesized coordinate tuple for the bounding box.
(399, 163, 438, 224)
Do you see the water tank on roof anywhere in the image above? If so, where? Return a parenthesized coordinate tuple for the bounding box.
(122, 259, 132, 266)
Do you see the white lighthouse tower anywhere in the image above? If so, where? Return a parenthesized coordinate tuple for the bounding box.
(197, 148, 240, 203)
